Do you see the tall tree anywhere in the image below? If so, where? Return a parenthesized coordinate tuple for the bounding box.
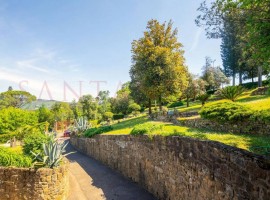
(130, 19, 188, 114)
(196, 0, 270, 86)
(78, 95, 98, 120)
(0, 90, 36, 109)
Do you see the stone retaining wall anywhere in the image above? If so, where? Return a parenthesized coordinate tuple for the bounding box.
(71, 135, 270, 200)
(0, 161, 69, 200)
(176, 117, 270, 135)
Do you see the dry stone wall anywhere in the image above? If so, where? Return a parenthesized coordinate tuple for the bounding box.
(71, 135, 270, 200)
(0, 161, 69, 200)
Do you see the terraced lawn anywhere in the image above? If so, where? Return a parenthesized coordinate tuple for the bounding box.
(103, 116, 270, 155)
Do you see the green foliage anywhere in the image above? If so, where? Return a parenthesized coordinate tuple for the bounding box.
(218, 86, 245, 101)
(242, 80, 269, 89)
(111, 83, 131, 115)
(197, 93, 211, 106)
(199, 102, 253, 122)
(113, 114, 125, 120)
(51, 102, 74, 121)
(84, 126, 113, 138)
(103, 112, 113, 121)
(23, 132, 49, 155)
(167, 101, 184, 108)
(0, 90, 36, 109)
(78, 95, 98, 120)
(251, 109, 270, 122)
(37, 105, 53, 129)
(130, 123, 163, 135)
(130, 19, 188, 114)
(0, 107, 38, 135)
(128, 103, 141, 113)
(0, 147, 32, 167)
(0, 132, 18, 143)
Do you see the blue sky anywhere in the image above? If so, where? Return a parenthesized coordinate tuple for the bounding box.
(0, 0, 222, 101)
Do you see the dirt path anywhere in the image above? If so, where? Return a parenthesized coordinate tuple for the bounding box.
(66, 142, 156, 200)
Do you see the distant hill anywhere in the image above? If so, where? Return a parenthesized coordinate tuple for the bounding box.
(20, 99, 58, 110)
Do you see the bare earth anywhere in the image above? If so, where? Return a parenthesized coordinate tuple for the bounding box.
(66, 142, 156, 200)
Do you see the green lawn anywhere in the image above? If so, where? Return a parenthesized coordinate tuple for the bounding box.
(103, 116, 270, 154)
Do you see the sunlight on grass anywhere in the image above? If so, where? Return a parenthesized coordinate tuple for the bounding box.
(243, 97, 270, 110)
(104, 117, 270, 154)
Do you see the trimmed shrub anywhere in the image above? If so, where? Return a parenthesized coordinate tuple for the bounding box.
(167, 101, 184, 108)
(130, 123, 163, 135)
(113, 114, 125, 120)
(128, 103, 141, 113)
(84, 126, 113, 138)
(199, 102, 253, 122)
(0, 147, 32, 167)
(23, 132, 49, 155)
(252, 109, 270, 122)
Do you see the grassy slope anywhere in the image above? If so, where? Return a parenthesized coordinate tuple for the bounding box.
(175, 89, 270, 112)
(104, 116, 270, 154)
(103, 90, 270, 154)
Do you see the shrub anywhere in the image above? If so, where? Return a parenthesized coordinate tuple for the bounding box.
(103, 112, 114, 121)
(197, 93, 211, 106)
(218, 86, 245, 101)
(128, 103, 141, 113)
(89, 120, 98, 127)
(113, 114, 125, 120)
(0, 147, 32, 167)
(84, 126, 113, 137)
(0, 107, 38, 135)
(199, 102, 253, 122)
(0, 132, 18, 143)
(130, 123, 163, 135)
(167, 101, 184, 108)
(251, 109, 270, 122)
(23, 132, 49, 155)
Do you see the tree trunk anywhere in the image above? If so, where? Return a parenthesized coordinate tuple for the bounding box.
(158, 95, 162, 111)
(148, 98, 152, 115)
(258, 66, 263, 87)
(232, 73, 236, 86)
(186, 97, 189, 107)
(239, 71, 242, 85)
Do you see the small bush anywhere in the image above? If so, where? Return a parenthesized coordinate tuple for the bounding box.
(0, 132, 18, 143)
(113, 114, 125, 120)
(0, 147, 32, 167)
(130, 123, 163, 135)
(84, 126, 113, 137)
(23, 132, 49, 155)
(103, 112, 114, 121)
(167, 101, 183, 108)
(251, 109, 270, 122)
(199, 102, 253, 122)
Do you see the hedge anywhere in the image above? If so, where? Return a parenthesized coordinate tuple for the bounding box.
(199, 101, 270, 122)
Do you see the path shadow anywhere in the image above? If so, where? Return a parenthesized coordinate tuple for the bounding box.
(65, 141, 156, 200)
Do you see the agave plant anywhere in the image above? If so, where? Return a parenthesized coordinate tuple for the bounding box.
(74, 117, 89, 135)
(32, 139, 73, 168)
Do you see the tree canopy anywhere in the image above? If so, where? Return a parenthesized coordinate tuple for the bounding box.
(130, 19, 188, 113)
